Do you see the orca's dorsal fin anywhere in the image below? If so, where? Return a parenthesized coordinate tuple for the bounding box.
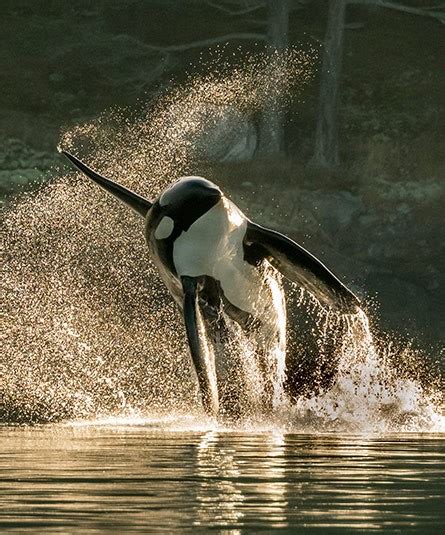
(62, 151, 152, 218)
(245, 221, 360, 314)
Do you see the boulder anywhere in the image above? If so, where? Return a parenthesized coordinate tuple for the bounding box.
(194, 105, 257, 163)
(300, 190, 364, 234)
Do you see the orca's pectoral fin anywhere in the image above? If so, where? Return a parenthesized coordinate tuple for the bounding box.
(182, 276, 218, 416)
(61, 150, 153, 218)
(245, 221, 360, 314)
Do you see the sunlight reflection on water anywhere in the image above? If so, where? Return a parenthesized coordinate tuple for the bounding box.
(1, 423, 444, 532)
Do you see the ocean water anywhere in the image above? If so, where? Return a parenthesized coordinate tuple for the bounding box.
(1, 420, 444, 533)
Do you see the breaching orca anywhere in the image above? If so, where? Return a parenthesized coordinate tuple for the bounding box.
(62, 151, 360, 416)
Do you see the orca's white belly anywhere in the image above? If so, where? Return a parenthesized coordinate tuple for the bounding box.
(172, 198, 264, 315)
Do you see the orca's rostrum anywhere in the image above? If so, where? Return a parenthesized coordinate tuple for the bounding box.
(62, 151, 360, 416)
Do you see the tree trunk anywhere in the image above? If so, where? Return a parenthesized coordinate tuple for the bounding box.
(310, 0, 346, 170)
(258, 0, 289, 156)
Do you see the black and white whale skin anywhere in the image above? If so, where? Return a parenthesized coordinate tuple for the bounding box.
(62, 151, 360, 416)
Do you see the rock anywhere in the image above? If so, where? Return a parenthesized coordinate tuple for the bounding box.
(345, 22, 365, 30)
(0, 168, 44, 186)
(194, 105, 257, 163)
(364, 272, 443, 346)
(366, 178, 444, 206)
(48, 73, 65, 84)
(300, 190, 363, 233)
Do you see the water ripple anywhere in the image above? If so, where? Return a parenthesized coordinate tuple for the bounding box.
(1, 426, 444, 532)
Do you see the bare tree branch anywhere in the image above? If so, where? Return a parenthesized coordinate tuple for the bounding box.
(113, 33, 266, 55)
(148, 33, 266, 51)
(206, 0, 264, 16)
(206, 0, 309, 17)
(349, 0, 445, 21)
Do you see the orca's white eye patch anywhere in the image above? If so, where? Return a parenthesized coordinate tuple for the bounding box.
(155, 216, 175, 240)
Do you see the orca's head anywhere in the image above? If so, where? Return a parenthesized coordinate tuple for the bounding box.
(159, 177, 221, 209)
(151, 177, 223, 235)
(60, 152, 222, 228)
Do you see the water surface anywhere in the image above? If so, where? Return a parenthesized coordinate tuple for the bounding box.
(1, 421, 444, 533)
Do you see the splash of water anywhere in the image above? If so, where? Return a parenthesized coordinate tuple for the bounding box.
(1, 49, 443, 431)
(288, 308, 443, 433)
(207, 265, 287, 419)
